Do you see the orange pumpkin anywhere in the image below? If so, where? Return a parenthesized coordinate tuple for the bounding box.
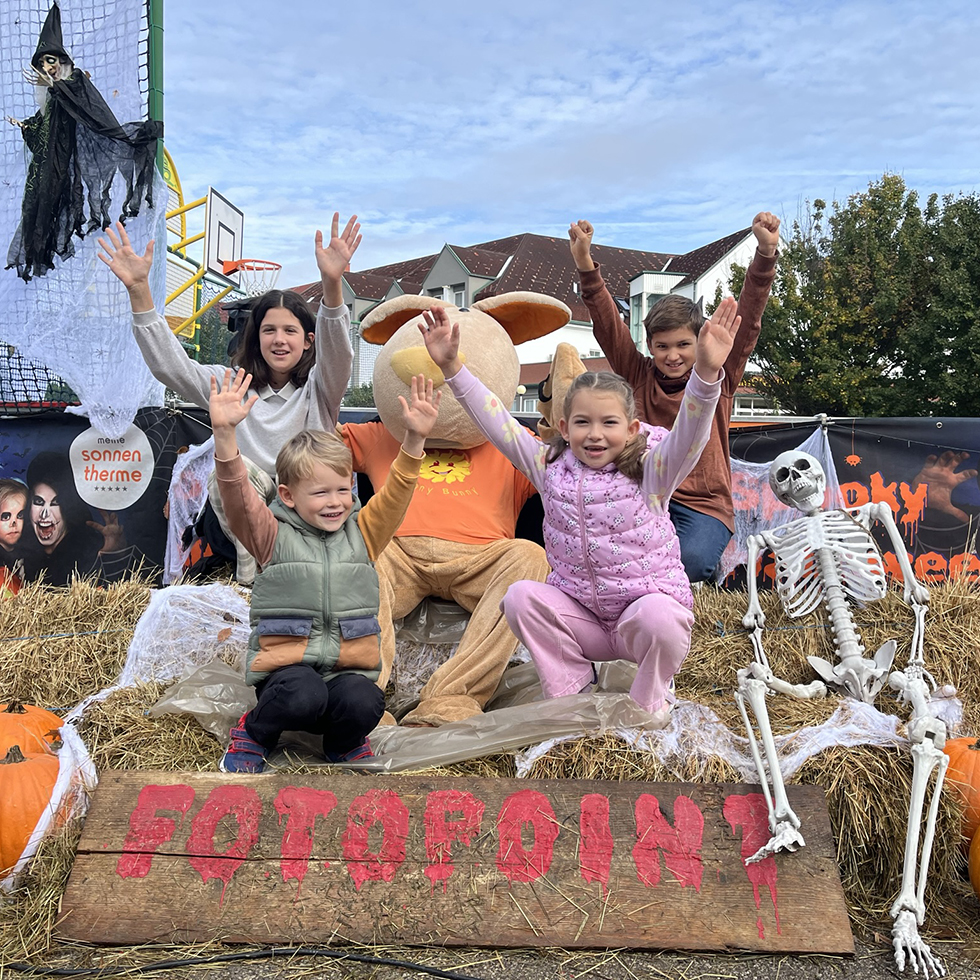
(0, 744, 61, 883)
(970, 831, 980, 899)
(943, 737, 980, 841)
(0, 701, 63, 757)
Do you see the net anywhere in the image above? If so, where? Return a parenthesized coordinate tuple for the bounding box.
(0, 0, 164, 435)
(223, 259, 283, 297)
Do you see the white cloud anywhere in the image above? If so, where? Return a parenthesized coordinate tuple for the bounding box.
(160, 0, 980, 287)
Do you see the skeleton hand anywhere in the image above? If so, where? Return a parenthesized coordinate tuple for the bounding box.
(23, 65, 52, 87)
(746, 819, 805, 863)
(892, 909, 945, 978)
(905, 580, 930, 607)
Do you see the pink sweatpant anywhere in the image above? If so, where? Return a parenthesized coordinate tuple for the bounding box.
(502, 581, 694, 713)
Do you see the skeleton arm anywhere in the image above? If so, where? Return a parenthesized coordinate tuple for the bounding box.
(864, 502, 929, 607)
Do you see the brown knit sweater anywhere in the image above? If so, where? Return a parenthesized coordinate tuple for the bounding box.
(580, 249, 777, 532)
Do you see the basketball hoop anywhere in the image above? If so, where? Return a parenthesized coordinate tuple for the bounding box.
(222, 258, 282, 297)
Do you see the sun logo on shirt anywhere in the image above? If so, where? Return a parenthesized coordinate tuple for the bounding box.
(421, 450, 472, 484)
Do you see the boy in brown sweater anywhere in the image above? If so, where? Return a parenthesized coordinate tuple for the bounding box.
(568, 212, 780, 582)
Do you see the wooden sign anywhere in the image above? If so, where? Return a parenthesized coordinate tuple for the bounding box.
(59, 772, 853, 953)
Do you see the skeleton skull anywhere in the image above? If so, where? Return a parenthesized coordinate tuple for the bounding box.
(769, 451, 826, 514)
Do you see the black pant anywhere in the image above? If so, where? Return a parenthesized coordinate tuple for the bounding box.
(245, 664, 384, 757)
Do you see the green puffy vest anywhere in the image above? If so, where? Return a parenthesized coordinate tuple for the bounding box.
(245, 497, 381, 686)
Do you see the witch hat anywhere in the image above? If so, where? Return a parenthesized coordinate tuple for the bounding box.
(32, 4, 72, 69)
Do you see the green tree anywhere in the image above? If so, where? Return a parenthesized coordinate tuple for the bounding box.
(736, 174, 980, 417)
(343, 382, 375, 407)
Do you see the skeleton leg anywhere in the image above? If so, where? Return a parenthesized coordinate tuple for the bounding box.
(735, 669, 805, 863)
(888, 667, 949, 978)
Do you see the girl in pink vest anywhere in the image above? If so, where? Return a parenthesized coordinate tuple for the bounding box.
(420, 299, 741, 726)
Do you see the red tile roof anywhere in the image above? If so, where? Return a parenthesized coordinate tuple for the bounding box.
(289, 229, 752, 321)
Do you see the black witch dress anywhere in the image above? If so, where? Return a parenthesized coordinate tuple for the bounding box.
(6, 70, 162, 282)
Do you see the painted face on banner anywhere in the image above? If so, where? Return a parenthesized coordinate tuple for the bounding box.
(0, 493, 26, 550)
(32, 482, 67, 552)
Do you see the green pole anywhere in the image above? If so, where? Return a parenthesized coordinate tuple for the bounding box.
(147, 0, 164, 170)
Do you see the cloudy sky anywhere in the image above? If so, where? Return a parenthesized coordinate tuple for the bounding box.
(162, 0, 980, 289)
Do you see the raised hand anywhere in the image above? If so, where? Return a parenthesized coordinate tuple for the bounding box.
(568, 219, 595, 272)
(22, 65, 51, 88)
(695, 296, 740, 380)
(97, 222, 154, 289)
(398, 374, 442, 451)
(88, 510, 126, 554)
(315, 212, 362, 283)
(419, 307, 462, 376)
(209, 368, 258, 431)
(752, 212, 781, 257)
(910, 450, 977, 522)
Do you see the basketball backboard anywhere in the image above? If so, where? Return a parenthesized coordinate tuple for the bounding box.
(204, 188, 244, 285)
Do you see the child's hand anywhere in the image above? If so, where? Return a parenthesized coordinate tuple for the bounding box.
(568, 220, 595, 272)
(752, 212, 780, 257)
(315, 212, 361, 283)
(398, 374, 442, 455)
(209, 368, 258, 431)
(419, 307, 462, 376)
(694, 296, 741, 381)
(97, 222, 154, 289)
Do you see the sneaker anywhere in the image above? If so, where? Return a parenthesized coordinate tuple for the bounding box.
(220, 714, 267, 774)
(325, 739, 374, 764)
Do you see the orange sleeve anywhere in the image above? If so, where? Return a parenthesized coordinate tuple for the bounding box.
(356, 448, 423, 560)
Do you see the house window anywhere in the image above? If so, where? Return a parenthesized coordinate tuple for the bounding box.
(733, 394, 779, 417)
(587, 350, 602, 359)
(452, 283, 465, 307)
(427, 287, 444, 299)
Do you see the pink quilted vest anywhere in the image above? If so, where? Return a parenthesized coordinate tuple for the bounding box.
(542, 427, 692, 620)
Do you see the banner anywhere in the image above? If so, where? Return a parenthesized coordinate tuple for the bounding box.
(729, 418, 980, 586)
(0, 408, 208, 592)
(3, 411, 978, 590)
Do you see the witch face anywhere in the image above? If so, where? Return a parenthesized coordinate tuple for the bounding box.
(37, 53, 69, 79)
(31, 481, 67, 553)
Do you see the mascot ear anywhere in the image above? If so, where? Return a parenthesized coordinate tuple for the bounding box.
(537, 343, 587, 442)
(471, 292, 570, 345)
(361, 294, 452, 345)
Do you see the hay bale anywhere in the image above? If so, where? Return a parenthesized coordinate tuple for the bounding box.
(2, 575, 980, 966)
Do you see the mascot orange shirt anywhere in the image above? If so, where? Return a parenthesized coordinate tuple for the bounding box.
(341, 292, 569, 727)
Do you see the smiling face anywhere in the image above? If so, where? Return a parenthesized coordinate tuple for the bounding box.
(649, 325, 697, 379)
(559, 389, 640, 470)
(31, 482, 67, 553)
(0, 492, 26, 551)
(258, 308, 313, 387)
(279, 463, 353, 533)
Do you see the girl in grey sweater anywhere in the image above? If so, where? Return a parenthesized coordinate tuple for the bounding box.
(97, 213, 360, 582)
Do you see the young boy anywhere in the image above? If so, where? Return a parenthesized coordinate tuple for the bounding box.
(568, 212, 780, 582)
(209, 367, 441, 773)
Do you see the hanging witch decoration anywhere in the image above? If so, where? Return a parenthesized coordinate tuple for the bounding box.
(4, 3, 163, 281)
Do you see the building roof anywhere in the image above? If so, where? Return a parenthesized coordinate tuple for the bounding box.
(291, 228, 754, 319)
(665, 227, 751, 287)
(447, 245, 511, 278)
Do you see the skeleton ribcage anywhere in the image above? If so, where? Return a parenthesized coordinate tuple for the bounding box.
(768, 510, 888, 618)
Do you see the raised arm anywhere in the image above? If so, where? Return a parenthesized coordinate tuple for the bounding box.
(310, 213, 359, 426)
(209, 369, 278, 565)
(725, 211, 780, 391)
(570, 220, 648, 388)
(358, 373, 438, 558)
(420, 308, 547, 490)
(99, 222, 220, 407)
(641, 298, 737, 503)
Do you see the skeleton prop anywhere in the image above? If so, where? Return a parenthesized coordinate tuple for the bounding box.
(736, 451, 950, 978)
